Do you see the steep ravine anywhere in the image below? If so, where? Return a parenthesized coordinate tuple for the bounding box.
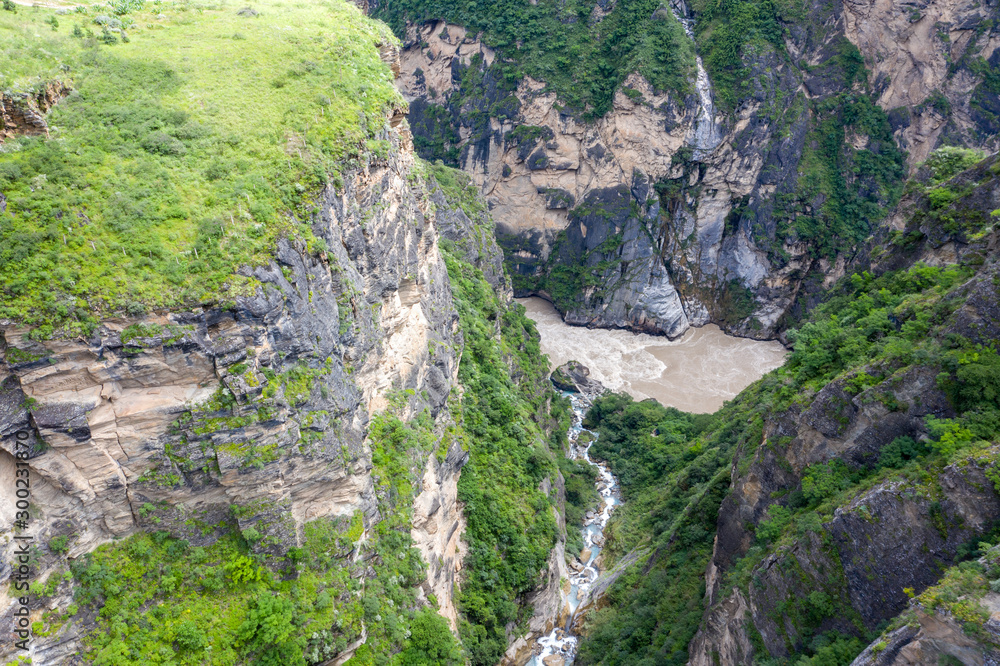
(3, 1, 1000, 665)
(521, 382, 622, 666)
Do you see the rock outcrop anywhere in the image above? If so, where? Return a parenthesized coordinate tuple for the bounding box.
(850, 606, 1000, 665)
(411, 442, 469, 631)
(842, 0, 1000, 166)
(388, 0, 998, 341)
(0, 82, 69, 141)
(550, 361, 604, 397)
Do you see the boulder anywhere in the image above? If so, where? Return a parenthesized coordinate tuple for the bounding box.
(550, 361, 605, 396)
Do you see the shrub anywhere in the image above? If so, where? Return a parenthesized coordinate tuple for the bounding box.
(926, 416, 976, 457)
(923, 146, 986, 183)
(175, 620, 207, 652)
(396, 608, 463, 665)
(49, 535, 70, 555)
(876, 436, 929, 470)
(141, 131, 186, 156)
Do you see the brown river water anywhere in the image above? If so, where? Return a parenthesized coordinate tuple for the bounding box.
(517, 297, 788, 414)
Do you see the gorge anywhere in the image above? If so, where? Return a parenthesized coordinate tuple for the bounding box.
(1, 0, 1000, 665)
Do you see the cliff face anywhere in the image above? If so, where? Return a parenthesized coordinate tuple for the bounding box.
(0, 103, 495, 662)
(842, 0, 1000, 166)
(1, 129, 454, 545)
(686, 156, 1000, 664)
(386, 0, 999, 340)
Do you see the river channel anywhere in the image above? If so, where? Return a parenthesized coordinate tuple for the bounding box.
(517, 298, 788, 414)
(519, 297, 788, 665)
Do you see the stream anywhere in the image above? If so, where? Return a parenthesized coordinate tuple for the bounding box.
(527, 391, 618, 666)
(519, 298, 787, 665)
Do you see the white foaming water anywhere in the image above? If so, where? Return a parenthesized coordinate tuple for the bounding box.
(527, 392, 618, 666)
(690, 54, 720, 159)
(671, 3, 721, 159)
(518, 298, 787, 413)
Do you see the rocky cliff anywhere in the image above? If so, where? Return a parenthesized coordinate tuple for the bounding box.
(0, 108, 467, 659)
(0, 2, 575, 661)
(686, 155, 1000, 664)
(378, 0, 999, 341)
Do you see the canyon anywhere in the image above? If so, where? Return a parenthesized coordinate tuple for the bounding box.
(384, 0, 999, 342)
(1, 0, 999, 664)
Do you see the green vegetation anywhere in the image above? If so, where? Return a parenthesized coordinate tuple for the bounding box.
(0, 0, 401, 337)
(576, 389, 768, 665)
(67, 526, 357, 665)
(560, 450, 601, 558)
(375, 0, 695, 118)
(442, 241, 559, 666)
(426, 160, 486, 218)
(791, 87, 905, 258)
(897, 148, 998, 240)
(576, 244, 1000, 664)
(688, 0, 790, 110)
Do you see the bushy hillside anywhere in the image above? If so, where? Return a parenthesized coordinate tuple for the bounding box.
(576, 153, 1000, 665)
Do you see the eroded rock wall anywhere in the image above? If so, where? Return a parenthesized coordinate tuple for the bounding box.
(842, 0, 1000, 166)
(392, 0, 999, 340)
(0, 105, 494, 659)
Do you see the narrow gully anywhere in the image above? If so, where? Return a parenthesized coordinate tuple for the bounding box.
(527, 390, 621, 666)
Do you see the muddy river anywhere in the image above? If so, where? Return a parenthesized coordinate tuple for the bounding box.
(517, 297, 788, 414)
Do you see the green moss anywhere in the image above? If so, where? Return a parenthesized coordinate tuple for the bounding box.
(4, 345, 45, 364)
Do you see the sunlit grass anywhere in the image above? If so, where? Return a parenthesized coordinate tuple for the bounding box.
(0, 0, 402, 337)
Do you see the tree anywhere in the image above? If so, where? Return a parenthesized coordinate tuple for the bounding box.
(238, 593, 305, 666)
(397, 609, 464, 665)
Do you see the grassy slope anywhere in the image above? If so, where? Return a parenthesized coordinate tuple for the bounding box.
(0, 0, 399, 336)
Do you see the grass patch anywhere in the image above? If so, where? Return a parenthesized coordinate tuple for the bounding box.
(0, 0, 401, 337)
